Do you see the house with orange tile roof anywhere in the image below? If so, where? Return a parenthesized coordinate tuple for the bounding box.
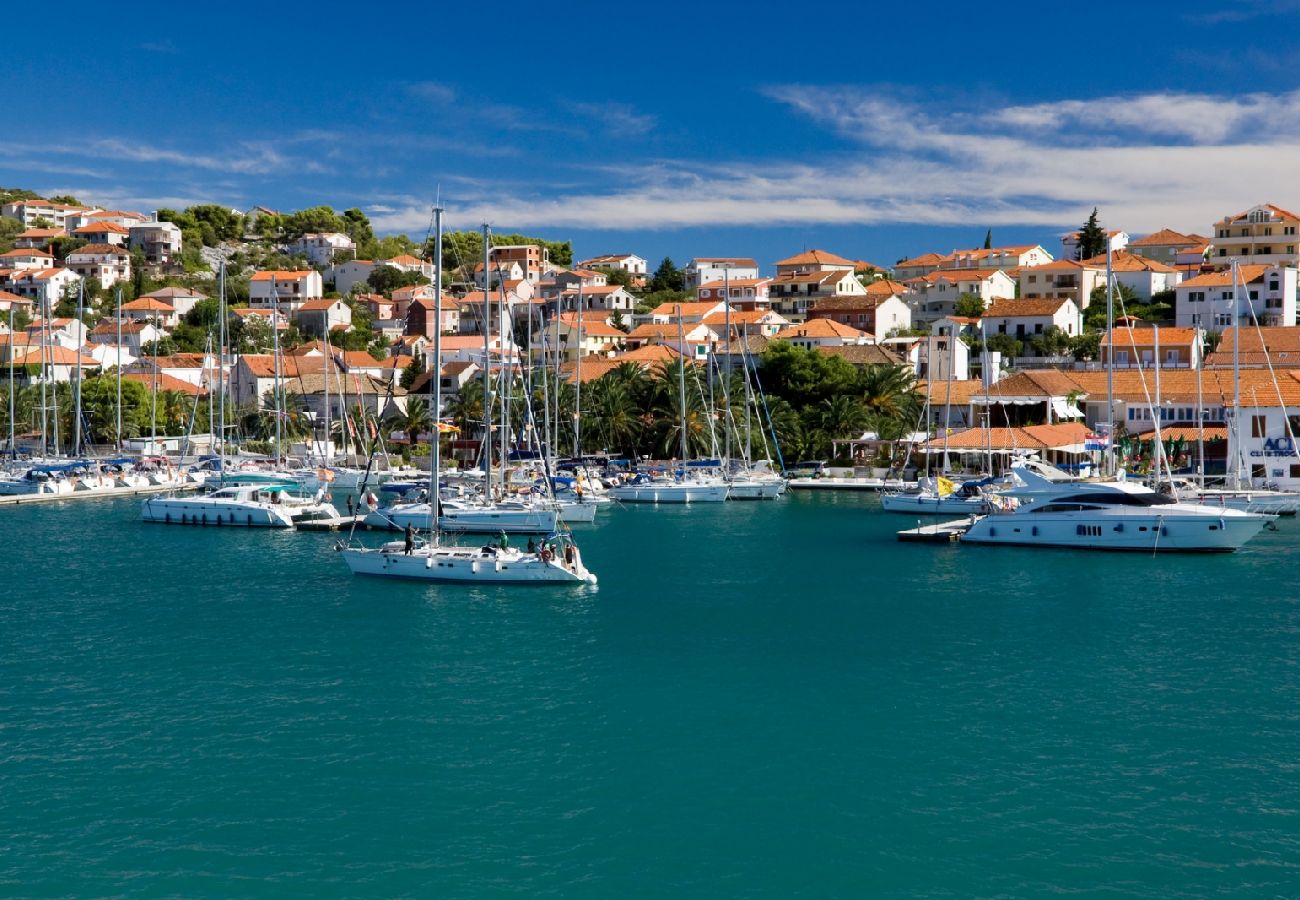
(893, 252, 947, 281)
(66, 209, 148, 231)
(230, 353, 344, 408)
(0, 266, 82, 306)
(1017, 259, 1105, 311)
(0, 248, 56, 271)
(66, 244, 132, 291)
(919, 422, 1092, 470)
(807, 293, 911, 336)
(0, 289, 32, 314)
(774, 248, 857, 275)
(90, 319, 164, 354)
(1079, 250, 1184, 300)
(72, 221, 131, 246)
(1226, 369, 1300, 487)
(1127, 227, 1212, 267)
(474, 258, 526, 288)
(0, 198, 96, 231)
(916, 332, 971, 383)
(625, 321, 718, 357)
(576, 253, 647, 276)
(699, 309, 789, 339)
(1101, 325, 1203, 369)
(696, 277, 772, 311)
(13, 228, 64, 250)
(553, 312, 628, 361)
(970, 369, 1089, 427)
(485, 244, 544, 284)
(981, 297, 1081, 345)
(905, 268, 1016, 324)
(1203, 325, 1300, 368)
(10, 345, 102, 384)
(1174, 264, 1296, 329)
(940, 244, 1053, 272)
(404, 294, 460, 337)
(769, 269, 865, 322)
(119, 296, 180, 327)
(139, 286, 207, 318)
(1210, 203, 1300, 266)
(771, 318, 870, 350)
(683, 257, 760, 289)
(649, 300, 730, 325)
(249, 270, 324, 311)
(295, 298, 352, 336)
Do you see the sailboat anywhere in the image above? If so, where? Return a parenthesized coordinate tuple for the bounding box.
(608, 306, 728, 503)
(716, 320, 785, 499)
(339, 208, 595, 584)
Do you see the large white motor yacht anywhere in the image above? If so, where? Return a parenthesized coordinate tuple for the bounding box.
(960, 463, 1269, 552)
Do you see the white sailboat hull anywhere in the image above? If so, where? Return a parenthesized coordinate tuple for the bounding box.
(880, 493, 989, 515)
(607, 482, 729, 503)
(365, 502, 560, 533)
(340, 544, 596, 584)
(726, 478, 785, 500)
(960, 505, 1266, 552)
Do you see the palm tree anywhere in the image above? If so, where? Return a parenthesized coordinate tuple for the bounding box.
(859, 364, 921, 440)
(584, 376, 641, 457)
(388, 395, 432, 444)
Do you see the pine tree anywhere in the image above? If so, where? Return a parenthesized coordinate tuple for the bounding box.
(1077, 208, 1106, 260)
(983, 228, 992, 250)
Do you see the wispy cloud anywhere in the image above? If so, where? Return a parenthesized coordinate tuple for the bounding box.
(1185, 0, 1300, 23)
(139, 38, 179, 54)
(407, 81, 457, 104)
(374, 86, 1300, 237)
(566, 101, 657, 138)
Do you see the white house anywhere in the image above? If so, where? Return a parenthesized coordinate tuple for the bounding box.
(980, 297, 1080, 343)
(1061, 229, 1128, 260)
(118, 297, 180, 328)
(0, 248, 56, 270)
(331, 259, 377, 295)
(65, 244, 132, 290)
(139, 287, 207, 318)
(905, 268, 1016, 324)
(683, 257, 760, 289)
(1079, 250, 1184, 301)
(295, 298, 353, 336)
(940, 244, 1054, 271)
(90, 320, 164, 354)
(72, 221, 131, 246)
(577, 253, 648, 276)
(649, 300, 730, 325)
(0, 199, 95, 231)
(249, 270, 325, 312)
(128, 221, 183, 264)
(1018, 259, 1105, 311)
(768, 270, 865, 322)
(0, 267, 81, 307)
(1210, 203, 1300, 266)
(288, 232, 356, 266)
(553, 313, 628, 361)
(557, 284, 636, 314)
(696, 277, 772, 310)
(1175, 264, 1298, 329)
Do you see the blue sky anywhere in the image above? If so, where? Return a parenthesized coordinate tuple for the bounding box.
(5, 1, 1300, 270)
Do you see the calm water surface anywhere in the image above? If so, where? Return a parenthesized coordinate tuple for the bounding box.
(1, 492, 1297, 896)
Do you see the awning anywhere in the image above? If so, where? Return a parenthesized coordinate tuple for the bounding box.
(1051, 398, 1083, 419)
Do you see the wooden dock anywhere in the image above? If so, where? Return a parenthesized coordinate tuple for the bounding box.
(896, 517, 976, 543)
(0, 482, 202, 507)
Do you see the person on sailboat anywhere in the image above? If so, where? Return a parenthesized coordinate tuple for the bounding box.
(498, 530, 509, 550)
(404, 524, 415, 555)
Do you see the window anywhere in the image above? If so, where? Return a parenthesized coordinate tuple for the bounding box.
(1219, 248, 1228, 257)
(1252, 414, 1268, 438)
(1270, 281, 1280, 291)
(1035, 323, 1044, 334)
(1286, 226, 1296, 235)
(1222, 290, 1233, 300)
(1291, 464, 1300, 479)
(1189, 291, 1205, 302)
(1028, 275, 1037, 283)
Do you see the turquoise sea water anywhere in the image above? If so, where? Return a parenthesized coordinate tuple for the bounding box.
(1, 493, 1297, 896)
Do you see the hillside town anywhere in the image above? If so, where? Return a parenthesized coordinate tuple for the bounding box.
(3, 191, 1300, 490)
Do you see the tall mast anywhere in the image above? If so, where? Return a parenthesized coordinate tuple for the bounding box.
(73, 281, 83, 456)
(1105, 236, 1116, 476)
(498, 269, 508, 491)
(722, 265, 732, 468)
(573, 283, 583, 458)
(115, 287, 122, 451)
(1196, 328, 1205, 485)
(217, 263, 227, 462)
(1231, 260, 1243, 488)
(677, 305, 688, 464)
(271, 275, 282, 464)
(430, 206, 443, 544)
(1152, 325, 1165, 486)
(322, 327, 332, 462)
(481, 224, 492, 494)
(6, 301, 14, 459)
(149, 323, 158, 455)
(39, 294, 48, 456)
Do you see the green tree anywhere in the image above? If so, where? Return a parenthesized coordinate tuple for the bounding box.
(1068, 332, 1101, 361)
(1077, 207, 1106, 260)
(367, 266, 429, 295)
(0, 217, 23, 253)
(985, 333, 1023, 358)
(399, 353, 424, 390)
(953, 293, 985, 318)
(983, 228, 993, 250)
(649, 257, 684, 293)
